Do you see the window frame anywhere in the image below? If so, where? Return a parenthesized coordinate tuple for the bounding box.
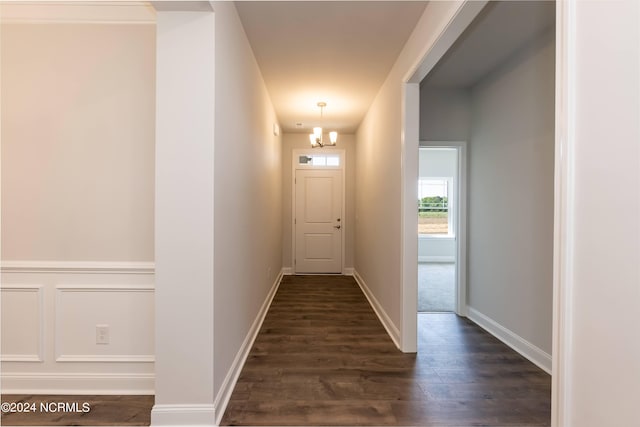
(418, 176, 455, 238)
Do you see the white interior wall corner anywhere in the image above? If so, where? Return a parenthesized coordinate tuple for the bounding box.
(153, 8, 215, 418)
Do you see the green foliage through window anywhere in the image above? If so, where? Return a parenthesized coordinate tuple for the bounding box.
(418, 196, 448, 212)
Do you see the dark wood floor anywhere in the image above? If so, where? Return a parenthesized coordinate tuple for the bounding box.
(1, 276, 551, 426)
(221, 274, 551, 426)
(0, 394, 153, 426)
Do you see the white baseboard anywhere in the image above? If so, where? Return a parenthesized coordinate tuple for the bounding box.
(281, 267, 293, 275)
(343, 267, 354, 276)
(467, 307, 552, 374)
(352, 270, 401, 349)
(418, 256, 455, 263)
(0, 372, 154, 395)
(212, 269, 284, 425)
(151, 404, 215, 426)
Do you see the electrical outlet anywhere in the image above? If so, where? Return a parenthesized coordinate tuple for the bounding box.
(96, 324, 109, 345)
(267, 267, 272, 280)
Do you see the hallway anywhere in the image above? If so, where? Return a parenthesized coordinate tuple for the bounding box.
(221, 275, 550, 426)
(2, 2, 638, 425)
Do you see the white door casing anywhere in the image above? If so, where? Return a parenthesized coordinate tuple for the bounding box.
(294, 169, 343, 273)
(419, 142, 468, 317)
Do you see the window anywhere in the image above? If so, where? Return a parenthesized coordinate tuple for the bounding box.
(418, 178, 453, 236)
(298, 154, 340, 167)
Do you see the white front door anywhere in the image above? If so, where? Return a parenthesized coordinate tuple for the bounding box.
(295, 169, 343, 273)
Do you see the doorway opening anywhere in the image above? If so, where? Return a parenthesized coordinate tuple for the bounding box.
(418, 146, 465, 314)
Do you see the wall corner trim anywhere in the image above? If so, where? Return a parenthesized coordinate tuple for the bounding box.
(150, 404, 215, 426)
(281, 267, 293, 275)
(353, 270, 401, 349)
(212, 269, 284, 425)
(467, 307, 552, 374)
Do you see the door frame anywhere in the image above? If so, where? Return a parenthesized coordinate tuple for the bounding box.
(291, 148, 346, 274)
(399, 0, 487, 354)
(401, 1, 571, 426)
(419, 142, 468, 316)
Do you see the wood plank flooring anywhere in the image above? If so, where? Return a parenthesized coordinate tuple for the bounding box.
(221, 274, 551, 426)
(0, 275, 551, 426)
(0, 394, 153, 426)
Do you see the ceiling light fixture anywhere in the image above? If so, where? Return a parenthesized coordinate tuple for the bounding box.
(309, 102, 337, 148)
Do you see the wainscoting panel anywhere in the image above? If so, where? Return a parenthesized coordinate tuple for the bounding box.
(0, 261, 155, 394)
(55, 284, 154, 362)
(1, 285, 44, 362)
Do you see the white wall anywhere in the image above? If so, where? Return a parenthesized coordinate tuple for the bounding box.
(561, 1, 640, 425)
(282, 134, 355, 271)
(1, 23, 155, 262)
(419, 87, 470, 142)
(212, 1, 283, 421)
(1, 19, 156, 393)
(467, 29, 555, 360)
(153, 8, 215, 424)
(418, 237, 455, 262)
(418, 148, 457, 178)
(153, 2, 283, 422)
(355, 1, 467, 344)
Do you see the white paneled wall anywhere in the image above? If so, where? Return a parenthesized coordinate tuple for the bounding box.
(1, 262, 154, 394)
(1, 285, 44, 362)
(1, 6, 156, 395)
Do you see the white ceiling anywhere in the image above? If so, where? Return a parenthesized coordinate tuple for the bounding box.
(422, 1, 555, 89)
(235, 1, 429, 133)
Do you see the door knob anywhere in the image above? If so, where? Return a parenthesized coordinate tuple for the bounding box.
(333, 225, 341, 229)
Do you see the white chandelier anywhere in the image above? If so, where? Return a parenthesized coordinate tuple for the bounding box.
(309, 102, 337, 148)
